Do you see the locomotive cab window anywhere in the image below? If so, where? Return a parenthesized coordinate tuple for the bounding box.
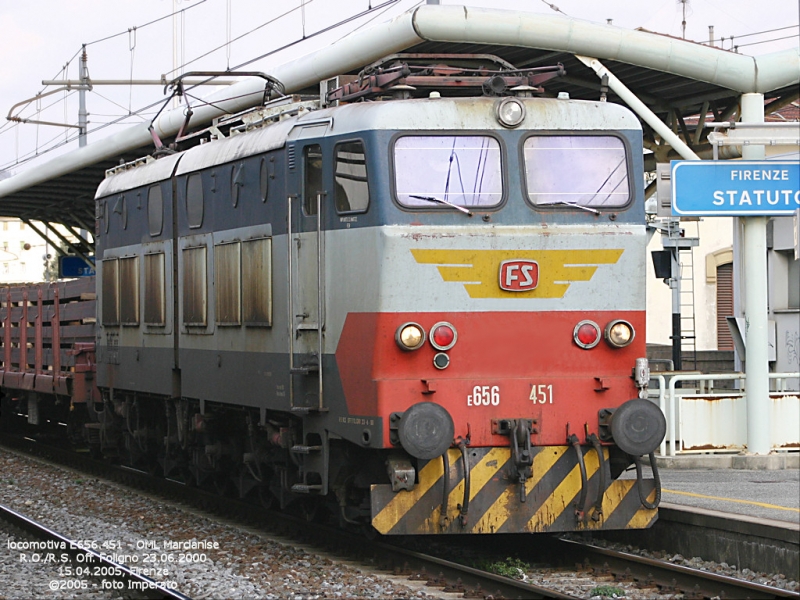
(523, 135, 630, 209)
(335, 141, 369, 213)
(303, 144, 323, 216)
(394, 135, 503, 209)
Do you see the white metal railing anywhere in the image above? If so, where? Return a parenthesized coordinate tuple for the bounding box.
(650, 372, 800, 456)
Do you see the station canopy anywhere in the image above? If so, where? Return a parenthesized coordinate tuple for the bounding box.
(0, 4, 797, 236)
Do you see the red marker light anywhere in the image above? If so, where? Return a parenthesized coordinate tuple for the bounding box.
(430, 322, 457, 351)
(574, 320, 601, 349)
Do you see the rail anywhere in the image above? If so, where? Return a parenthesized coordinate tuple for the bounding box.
(651, 372, 800, 456)
(0, 501, 191, 599)
(557, 538, 798, 599)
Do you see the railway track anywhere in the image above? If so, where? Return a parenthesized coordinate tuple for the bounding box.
(0, 500, 190, 599)
(551, 537, 799, 599)
(2, 433, 797, 599)
(0, 434, 571, 598)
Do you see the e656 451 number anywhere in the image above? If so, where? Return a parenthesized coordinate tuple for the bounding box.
(467, 385, 500, 406)
(530, 384, 553, 404)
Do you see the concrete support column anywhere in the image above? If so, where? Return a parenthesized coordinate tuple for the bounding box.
(740, 92, 770, 455)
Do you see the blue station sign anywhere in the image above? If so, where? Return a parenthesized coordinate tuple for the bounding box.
(672, 160, 800, 217)
(59, 255, 95, 278)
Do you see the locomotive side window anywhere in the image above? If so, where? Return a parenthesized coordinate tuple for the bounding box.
(186, 173, 204, 228)
(230, 163, 244, 208)
(101, 258, 119, 326)
(242, 237, 272, 327)
(215, 241, 241, 325)
(303, 144, 322, 216)
(144, 252, 166, 326)
(335, 141, 369, 213)
(147, 185, 163, 236)
(394, 135, 503, 208)
(523, 135, 630, 208)
(259, 158, 269, 202)
(182, 246, 207, 326)
(119, 256, 140, 326)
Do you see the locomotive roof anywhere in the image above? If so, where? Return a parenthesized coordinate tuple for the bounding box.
(1, 4, 797, 233)
(97, 96, 641, 197)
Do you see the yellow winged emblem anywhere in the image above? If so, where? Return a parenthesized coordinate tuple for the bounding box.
(411, 249, 623, 299)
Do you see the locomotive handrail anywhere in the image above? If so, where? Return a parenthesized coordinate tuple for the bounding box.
(287, 195, 295, 408)
(316, 191, 324, 411)
(659, 372, 800, 456)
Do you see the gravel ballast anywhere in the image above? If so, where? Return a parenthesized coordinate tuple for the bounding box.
(0, 448, 432, 599)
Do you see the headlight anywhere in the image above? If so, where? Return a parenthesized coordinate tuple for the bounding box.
(605, 320, 635, 348)
(396, 322, 426, 351)
(495, 98, 526, 128)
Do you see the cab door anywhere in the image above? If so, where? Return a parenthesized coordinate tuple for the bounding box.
(287, 137, 326, 411)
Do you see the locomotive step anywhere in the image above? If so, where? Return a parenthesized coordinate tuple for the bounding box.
(290, 445, 322, 454)
(290, 365, 319, 375)
(291, 484, 323, 494)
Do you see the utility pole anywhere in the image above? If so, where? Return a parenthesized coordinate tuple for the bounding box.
(680, 0, 689, 39)
(78, 45, 89, 148)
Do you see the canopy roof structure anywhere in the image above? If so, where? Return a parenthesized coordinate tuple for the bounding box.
(0, 4, 797, 235)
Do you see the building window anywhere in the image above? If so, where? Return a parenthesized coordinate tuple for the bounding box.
(242, 237, 272, 326)
(215, 241, 241, 325)
(788, 255, 800, 310)
(716, 262, 734, 350)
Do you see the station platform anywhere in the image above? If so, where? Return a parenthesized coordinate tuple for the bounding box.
(629, 454, 800, 524)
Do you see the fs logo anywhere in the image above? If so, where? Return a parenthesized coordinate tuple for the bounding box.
(499, 260, 539, 292)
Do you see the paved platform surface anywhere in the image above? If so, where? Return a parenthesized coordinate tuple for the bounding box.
(625, 463, 800, 524)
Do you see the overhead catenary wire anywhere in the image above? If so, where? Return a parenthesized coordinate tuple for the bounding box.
(705, 23, 799, 43)
(233, 0, 405, 70)
(3, 0, 406, 167)
(732, 33, 800, 50)
(85, 0, 207, 48)
(162, 1, 319, 77)
(0, 1, 206, 151)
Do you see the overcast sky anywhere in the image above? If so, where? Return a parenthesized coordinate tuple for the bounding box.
(1, 0, 797, 174)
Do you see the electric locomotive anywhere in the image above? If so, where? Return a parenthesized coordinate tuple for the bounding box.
(2, 55, 666, 535)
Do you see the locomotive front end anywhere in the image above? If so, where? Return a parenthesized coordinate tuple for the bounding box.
(329, 92, 666, 535)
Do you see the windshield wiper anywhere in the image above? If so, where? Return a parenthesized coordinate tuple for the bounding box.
(409, 194, 473, 216)
(544, 200, 600, 215)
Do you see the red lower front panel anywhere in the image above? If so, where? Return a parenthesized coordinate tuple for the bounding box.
(335, 311, 646, 448)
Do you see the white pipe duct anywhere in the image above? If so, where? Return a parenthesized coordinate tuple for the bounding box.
(1, 4, 798, 201)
